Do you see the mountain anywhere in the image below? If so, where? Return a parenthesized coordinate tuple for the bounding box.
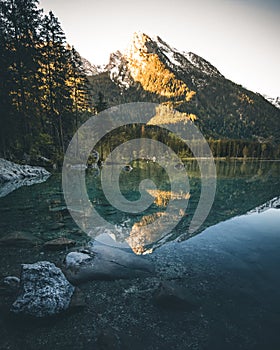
(81, 57, 104, 76)
(89, 32, 280, 143)
(107, 33, 224, 90)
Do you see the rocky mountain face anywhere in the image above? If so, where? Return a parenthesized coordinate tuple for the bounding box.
(81, 57, 103, 76)
(106, 32, 223, 90)
(89, 32, 280, 142)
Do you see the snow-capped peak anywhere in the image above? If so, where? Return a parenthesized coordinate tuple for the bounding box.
(127, 32, 223, 78)
(105, 32, 223, 89)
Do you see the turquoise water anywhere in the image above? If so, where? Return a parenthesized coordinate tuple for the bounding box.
(0, 160, 279, 249)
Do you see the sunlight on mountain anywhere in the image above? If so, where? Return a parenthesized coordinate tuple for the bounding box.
(126, 33, 196, 101)
(147, 104, 197, 125)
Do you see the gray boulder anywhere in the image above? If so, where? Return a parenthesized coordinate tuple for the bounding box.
(11, 261, 75, 318)
(63, 242, 155, 284)
(0, 158, 50, 182)
(0, 158, 50, 197)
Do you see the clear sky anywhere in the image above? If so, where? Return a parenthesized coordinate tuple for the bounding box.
(39, 0, 279, 97)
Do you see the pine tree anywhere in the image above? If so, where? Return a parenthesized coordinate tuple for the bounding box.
(0, 0, 43, 153)
(39, 11, 74, 154)
(67, 46, 92, 124)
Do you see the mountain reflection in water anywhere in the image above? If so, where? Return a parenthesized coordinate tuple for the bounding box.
(0, 160, 279, 254)
(85, 159, 280, 253)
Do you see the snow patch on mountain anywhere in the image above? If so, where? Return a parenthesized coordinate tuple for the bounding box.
(152, 35, 222, 78)
(153, 35, 182, 66)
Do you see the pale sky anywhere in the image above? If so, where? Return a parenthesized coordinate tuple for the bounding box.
(39, 0, 279, 97)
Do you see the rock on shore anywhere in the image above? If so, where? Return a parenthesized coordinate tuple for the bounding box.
(11, 261, 75, 318)
(0, 158, 50, 182)
(0, 158, 50, 197)
(63, 242, 155, 284)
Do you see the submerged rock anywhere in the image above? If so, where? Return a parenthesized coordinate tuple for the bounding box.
(43, 237, 76, 251)
(153, 281, 198, 310)
(11, 261, 75, 318)
(63, 242, 155, 284)
(0, 231, 43, 247)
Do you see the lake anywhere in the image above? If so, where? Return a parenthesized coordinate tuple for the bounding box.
(0, 159, 280, 349)
(0, 159, 279, 251)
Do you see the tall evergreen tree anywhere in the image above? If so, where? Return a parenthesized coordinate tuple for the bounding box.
(0, 0, 43, 153)
(39, 11, 72, 154)
(67, 46, 92, 124)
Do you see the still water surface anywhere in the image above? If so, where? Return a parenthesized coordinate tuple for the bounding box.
(0, 160, 279, 250)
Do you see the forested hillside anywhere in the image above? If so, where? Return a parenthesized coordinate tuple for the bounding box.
(0, 0, 92, 163)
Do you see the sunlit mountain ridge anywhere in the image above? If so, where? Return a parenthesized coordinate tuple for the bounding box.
(87, 33, 280, 147)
